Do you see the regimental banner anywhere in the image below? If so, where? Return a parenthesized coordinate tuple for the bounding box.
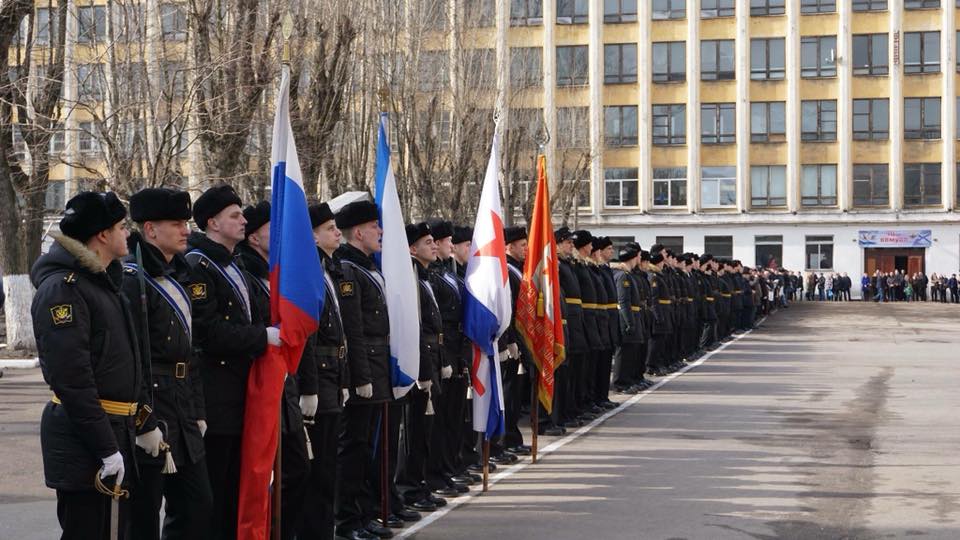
(858, 229, 932, 248)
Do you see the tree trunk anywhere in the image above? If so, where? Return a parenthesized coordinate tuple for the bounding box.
(2, 275, 35, 351)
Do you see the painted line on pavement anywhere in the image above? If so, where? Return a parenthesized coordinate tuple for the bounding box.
(0, 358, 39, 369)
(397, 316, 767, 538)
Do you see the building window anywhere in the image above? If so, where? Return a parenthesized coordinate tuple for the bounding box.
(904, 163, 941, 206)
(801, 100, 837, 141)
(905, 0, 939, 8)
(465, 0, 496, 27)
(904, 32, 940, 74)
(705, 236, 733, 258)
(801, 164, 838, 207)
(78, 122, 99, 154)
(853, 34, 888, 75)
(701, 40, 735, 81)
(604, 106, 638, 147)
(604, 168, 639, 207)
(653, 104, 686, 145)
(557, 45, 588, 86)
(755, 235, 783, 269)
(751, 165, 787, 207)
(852, 98, 889, 140)
(853, 0, 887, 10)
(77, 63, 104, 103)
(750, 0, 785, 16)
(956, 163, 960, 206)
(652, 0, 685, 20)
(418, 51, 448, 92)
(604, 0, 637, 23)
(161, 62, 187, 99)
(653, 167, 687, 207)
(701, 0, 734, 18)
(78, 6, 107, 44)
(701, 166, 737, 208)
(35, 8, 58, 45)
(801, 36, 837, 78)
(904, 97, 941, 140)
(45, 180, 65, 212)
(557, 0, 588, 24)
(751, 102, 786, 143)
(957, 97, 960, 138)
(853, 164, 889, 207)
(656, 236, 684, 253)
(653, 42, 685, 82)
(49, 123, 64, 156)
(511, 0, 543, 26)
(801, 0, 835, 13)
(702, 103, 735, 144)
(510, 47, 543, 88)
(750, 38, 786, 80)
(604, 43, 637, 84)
(160, 4, 187, 41)
(558, 107, 589, 148)
(805, 236, 834, 271)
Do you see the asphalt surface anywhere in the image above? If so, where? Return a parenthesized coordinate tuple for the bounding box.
(2, 302, 959, 539)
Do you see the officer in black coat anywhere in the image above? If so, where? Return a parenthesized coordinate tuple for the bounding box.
(124, 188, 212, 540)
(332, 201, 402, 540)
(424, 220, 475, 491)
(646, 252, 675, 376)
(586, 239, 611, 408)
(611, 245, 642, 393)
(629, 249, 654, 388)
(236, 201, 310, 540)
(185, 185, 278, 540)
(32, 192, 146, 539)
(730, 261, 745, 334)
(499, 226, 528, 459)
(554, 227, 584, 432)
(298, 203, 350, 540)
(717, 261, 735, 340)
(570, 231, 602, 419)
(697, 254, 719, 350)
(591, 237, 619, 409)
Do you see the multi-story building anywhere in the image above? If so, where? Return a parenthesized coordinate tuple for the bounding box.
(499, 0, 960, 294)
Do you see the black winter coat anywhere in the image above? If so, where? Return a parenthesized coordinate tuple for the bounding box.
(32, 232, 145, 490)
(335, 243, 393, 404)
(122, 234, 205, 467)
(296, 249, 349, 415)
(430, 258, 470, 377)
(185, 233, 267, 436)
(647, 267, 674, 335)
(612, 264, 642, 344)
(416, 260, 446, 386)
(571, 255, 602, 350)
(599, 264, 622, 348)
(558, 257, 588, 354)
(588, 265, 612, 350)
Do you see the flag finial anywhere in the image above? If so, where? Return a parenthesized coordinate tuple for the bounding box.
(281, 13, 293, 64)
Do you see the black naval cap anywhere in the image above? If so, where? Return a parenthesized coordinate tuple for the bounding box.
(452, 225, 473, 244)
(193, 185, 242, 231)
(650, 252, 665, 265)
(650, 243, 665, 254)
(618, 245, 639, 262)
(504, 226, 527, 245)
(639, 250, 651, 262)
(309, 203, 334, 229)
(626, 241, 641, 252)
(243, 201, 271, 238)
(335, 200, 379, 230)
(554, 226, 573, 243)
(406, 222, 431, 246)
(699, 253, 714, 264)
(427, 219, 453, 240)
(571, 230, 593, 249)
(592, 236, 613, 252)
(60, 191, 128, 242)
(129, 188, 192, 223)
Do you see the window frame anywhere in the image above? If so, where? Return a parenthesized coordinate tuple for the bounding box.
(800, 0, 836, 14)
(903, 162, 942, 207)
(904, 31, 940, 74)
(701, 166, 738, 209)
(701, 39, 735, 81)
(801, 164, 838, 207)
(852, 33, 889, 76)
(652, 0, 686, 20)
(704, 235, 734, 259)
(604, 43, 638, 84)
(805, 236, 834, 271)
(604, 105, 639, 147)
(653, 104, 686, 145)
(750, 38, 785, 80)
(604, 0, 638, 23)
(801, 35, 837, 78)
(510, 0, 543, 26)
(852, 98, 889, 140)
(801, 99, 838, 142)
(751, 101, 786, 143)
(77, 5, 107, 44)
(701, 0, 734, 18)
(604, 167, 640, 208)
(750, 165, 787, 208)
(750, 0, 785, 16)
(160, 3, 187, 41)
(653, 167, 688, 208)
(510, 47, 544, 89)
(852, 0, 887, 11)
(557, 45, 589, 87)
(652, 41, 685, 83)
(905, 0, 940, 8)
(557, 106, 589, 149)
(852, 164, 890, 207)
(904, 97, 941, 140)
(701, 102, 736, 144)
(557, 0, 589, 24)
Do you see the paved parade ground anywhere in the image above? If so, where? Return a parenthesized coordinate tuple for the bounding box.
(3, 301, 960, 539)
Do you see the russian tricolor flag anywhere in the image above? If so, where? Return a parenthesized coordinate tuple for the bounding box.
(237, 64, 324, 540)
(463, 129, 511, 440)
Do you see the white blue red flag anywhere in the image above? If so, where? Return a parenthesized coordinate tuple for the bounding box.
(374, 113, 420, 399)
(463, 128, 510, 440)
(237, 64, 325, 540)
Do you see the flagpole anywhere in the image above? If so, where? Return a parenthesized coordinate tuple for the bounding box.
(530, 374, 538, 464)
(377, 85, 392, 526)
(482, 438, 490, 492)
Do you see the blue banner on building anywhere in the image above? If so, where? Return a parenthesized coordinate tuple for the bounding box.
(858, 230, 932, 248)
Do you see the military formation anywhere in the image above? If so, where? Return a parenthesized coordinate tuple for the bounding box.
(29, 185, 771, 540)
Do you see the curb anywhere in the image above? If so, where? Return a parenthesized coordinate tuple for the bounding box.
(0, 359, 40, 369)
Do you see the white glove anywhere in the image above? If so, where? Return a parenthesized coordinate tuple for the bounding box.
(341, 388, 350, 406)
(197, 420, 207, 438)
(498, 350, 510, 362)
(299, 394, 319, 417)
(100, 451, 125, 485)
(507, 343, 520, 359)
(136, 427, 163, 458)
(266, 326, 282, 347)
(355, 383, 373, 399)
(440, 365, 453, 380)
(416, 379, 433, 392)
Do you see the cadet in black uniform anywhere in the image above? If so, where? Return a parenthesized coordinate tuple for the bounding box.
(500, 226, 527, 459)
(554, 227, 584, 433)
(333, 201, 400, 540)
(236, 201, 310, 540)
(585, 239, 611, 409)
(630, 249, 654, 389)
(124, 188, 212, 540)
(717, 261, 734, 340)
(186, 185, 279, 540)
(570, 231, 602, 419)
(611, 245, 643, 394)
(298, 203, 350, 540)
(33, 192, 146, 540)
(425, 220, 475, 490)
(592, 237, 619, 409)
(697, 254, 719, 351)
(646, 252, 675, 377)
(729, 261, 745, 336)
